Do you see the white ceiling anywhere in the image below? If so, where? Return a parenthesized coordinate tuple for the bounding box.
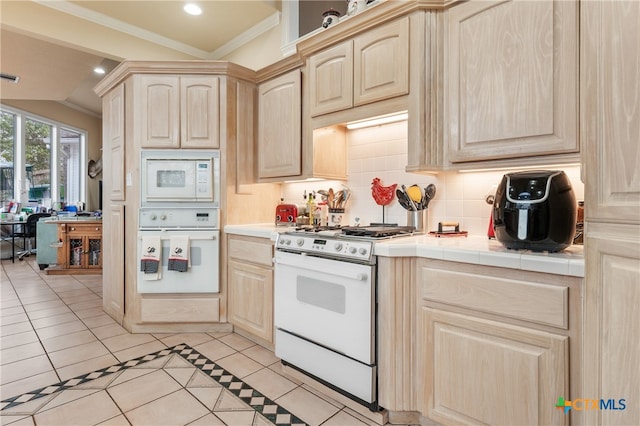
(0, 0, 281, 116)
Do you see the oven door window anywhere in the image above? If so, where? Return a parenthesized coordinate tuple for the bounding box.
(274, 251, 375, 364)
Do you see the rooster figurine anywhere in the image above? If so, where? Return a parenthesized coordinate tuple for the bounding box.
(371, 178, 397, 206)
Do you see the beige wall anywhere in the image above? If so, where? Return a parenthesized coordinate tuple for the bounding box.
(221, 24, 286, 71)
(1, 100, 103, 211)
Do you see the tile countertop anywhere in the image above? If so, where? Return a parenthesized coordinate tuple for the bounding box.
(224, 223, 291, 241)
(224, 225, 585, 278)
(374, 234, 584, 277)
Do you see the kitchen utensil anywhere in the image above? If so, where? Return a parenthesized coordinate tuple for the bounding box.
(423, 184, 436, 208)
(328, 188, 335, 208)
(341, 188, 351, 208)
(428, 221, 468, 237)
(407, 185, 422, 203)
(401, 185, 418, 211)
(396, 189, 412, 210)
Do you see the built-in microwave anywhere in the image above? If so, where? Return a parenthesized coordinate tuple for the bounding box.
(141, 150, 220, 206)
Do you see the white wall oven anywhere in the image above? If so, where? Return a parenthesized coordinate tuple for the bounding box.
(274, 231, 378, 410)
(138, 150, 221, 294)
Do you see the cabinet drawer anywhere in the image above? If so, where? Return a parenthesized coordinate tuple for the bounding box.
(66, 225, 102, 234)
(420, 265, 568, 329)
(228, 237, 273, 267)
(141, 297, 220, 323)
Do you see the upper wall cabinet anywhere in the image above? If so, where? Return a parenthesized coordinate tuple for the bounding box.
(445, 0, 578, 164)
(308, 17, 409, 117)
(258, 69, 302, 179)
(135, 75, 220, 149)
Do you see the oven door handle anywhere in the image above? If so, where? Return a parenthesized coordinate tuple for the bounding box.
(274, 255, 369, 281)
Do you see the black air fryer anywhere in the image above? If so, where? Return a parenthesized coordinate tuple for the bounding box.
(493, 170, 576, 252)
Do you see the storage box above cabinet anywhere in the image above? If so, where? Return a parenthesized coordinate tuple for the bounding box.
(134, 75, 220, 149)
(308, 17, 409, 117)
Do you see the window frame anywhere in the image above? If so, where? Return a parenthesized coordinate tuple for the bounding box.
(0, 104, 87, 207)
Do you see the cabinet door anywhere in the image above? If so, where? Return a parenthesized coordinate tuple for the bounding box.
(258, 70, 302, 178)
(137, 75, 180, 148)
(446, 0, 578, 163)
(582, 0, 640, 225)
(420, 308, 568, 426)
(308, 41, 354, 117)
(227, 260, 273, 343)
(354, 17, 409, 106)
(180, 77, 220, 149)
(65, 224, 102, 270)
(103, 84, 125, 201)
(584, 228, 640, 426)
(103, 205, 124, 323)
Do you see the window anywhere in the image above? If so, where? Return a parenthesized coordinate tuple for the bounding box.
(0, 111, 16, 202)
(0, 106, 86, 209)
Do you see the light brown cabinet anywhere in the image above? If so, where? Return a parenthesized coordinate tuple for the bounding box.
(415, 260, 581, 426)
(308, 17, 409, 117)
(103, 84, 125, 201)
(377, 256, 582, 425)
(135, 75, 220, 149)
(49, 222, 102, 274)
(581, 2, 640, 426)
(421, 308, 567, 426)
(258, 69, 302, 179)
(444, 0, 579, 165)
(308, 41, 353, 117)
(227, 235, 274, 346)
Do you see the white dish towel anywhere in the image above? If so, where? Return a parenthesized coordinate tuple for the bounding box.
(168, 235, 190, 272)
(140, 236, 162, 281)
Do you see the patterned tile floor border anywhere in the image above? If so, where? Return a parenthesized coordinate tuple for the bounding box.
(1, 343, 308, 426)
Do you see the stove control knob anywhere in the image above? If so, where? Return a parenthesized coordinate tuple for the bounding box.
(150, 214, 157, 221)
(297, 239, 304, 247)
(359, 248, 368, 256)
(334, 242, 343, 252)
(160, 214, 167, 221)
(349, 247, 357, 254)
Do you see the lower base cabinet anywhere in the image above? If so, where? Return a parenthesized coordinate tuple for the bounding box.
(48, 221, 103, 275)
(377, 257, 582, 426)
(420, 308, 568, 426)
(227, 235, 274, 346)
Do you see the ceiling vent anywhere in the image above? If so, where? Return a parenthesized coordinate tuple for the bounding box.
(0, 73, 20, 83)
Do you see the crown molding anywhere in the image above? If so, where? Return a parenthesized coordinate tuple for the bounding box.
(210, 12, 281, 59)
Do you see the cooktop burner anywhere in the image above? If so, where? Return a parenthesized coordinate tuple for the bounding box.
(341, 225, 416, 238)
(288, 223, 418, 239)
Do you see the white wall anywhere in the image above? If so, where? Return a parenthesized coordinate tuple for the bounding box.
(282, 121, 584, 236)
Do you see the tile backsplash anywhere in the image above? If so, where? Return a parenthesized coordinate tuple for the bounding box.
(281, 121, 584, 236)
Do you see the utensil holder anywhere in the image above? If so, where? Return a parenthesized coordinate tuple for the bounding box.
(328, 208, 345, 226)
(407, 209, 426, 233)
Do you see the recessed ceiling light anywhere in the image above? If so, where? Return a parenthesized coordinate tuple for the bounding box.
(183, 3, 202, 16)
(94, 67, 106, 75)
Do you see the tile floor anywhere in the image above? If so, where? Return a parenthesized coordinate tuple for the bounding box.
(0, 258, 389, 426)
